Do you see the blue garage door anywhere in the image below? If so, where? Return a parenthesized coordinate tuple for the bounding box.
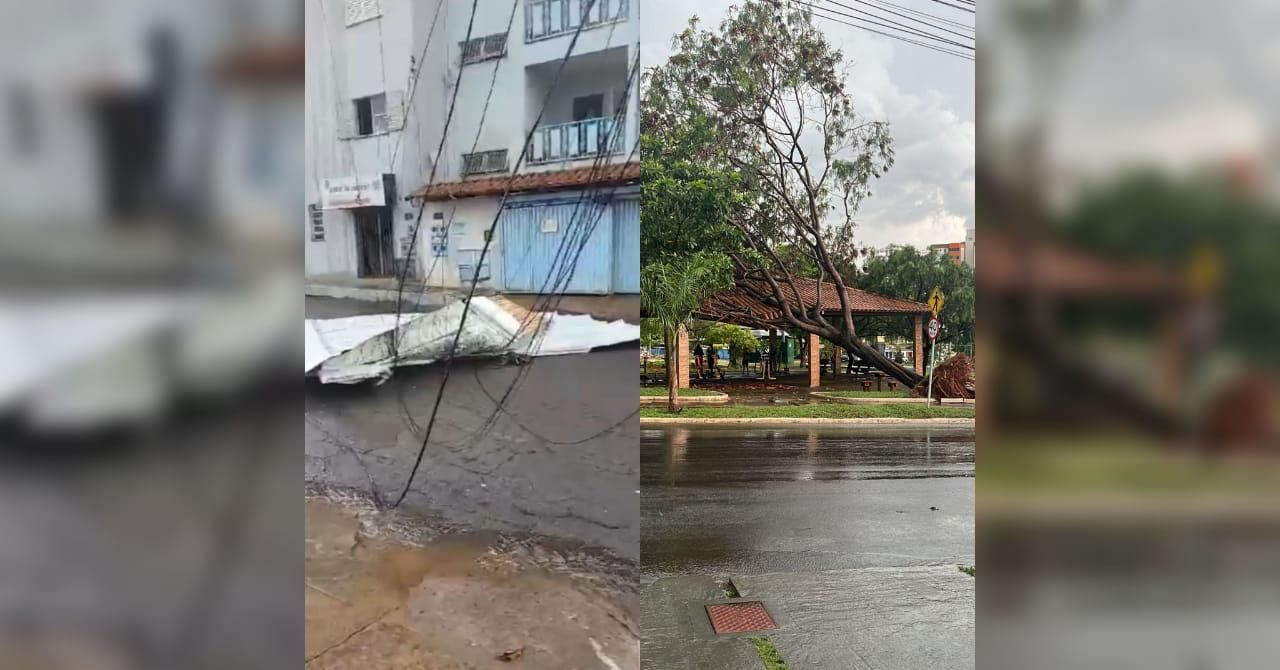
(611, 198, 640, 293)
(500, 199, 614, 294)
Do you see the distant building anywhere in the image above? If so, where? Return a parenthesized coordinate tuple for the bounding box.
(964, 227, 975, 268)
(929, 241, 965, 265)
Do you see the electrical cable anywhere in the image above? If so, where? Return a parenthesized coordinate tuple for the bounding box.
(389, 0, 607, 508)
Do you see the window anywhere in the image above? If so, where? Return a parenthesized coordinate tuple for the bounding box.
(462, 149, 508, 176)
(309, 204, 325, 242)
(461, 33, 508, 65)
(572, 94, 604, 121)
(353, 93, 387, 136)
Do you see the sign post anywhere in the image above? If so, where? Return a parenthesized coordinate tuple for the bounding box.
(925, 287, 944, 407)
(926, 317, 940, 405)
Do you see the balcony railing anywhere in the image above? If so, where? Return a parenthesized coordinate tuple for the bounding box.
(525, 0, 628, 42)
(527, 117, 625, 165)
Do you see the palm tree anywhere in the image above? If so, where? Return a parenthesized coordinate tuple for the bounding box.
(641, 254, 732, 413)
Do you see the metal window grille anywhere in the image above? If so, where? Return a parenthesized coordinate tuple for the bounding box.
(461, 32, 508, 64)
(462, 149, 509, 176)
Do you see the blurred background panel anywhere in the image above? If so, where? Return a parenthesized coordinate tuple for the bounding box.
(978, 0, 1280, 668)
(0, 0, 301, 667)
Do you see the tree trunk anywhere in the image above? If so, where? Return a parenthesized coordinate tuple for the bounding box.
(840, 333, 924, 388)
(664, 328, 681, 413)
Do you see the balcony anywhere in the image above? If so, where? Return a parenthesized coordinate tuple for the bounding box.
(528, 117, 625, 165)
(525, 0, 629, 43)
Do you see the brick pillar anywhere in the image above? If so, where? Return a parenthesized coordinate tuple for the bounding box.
(808, 332, 821, 388)
(675, 324, 690, 389)
(913, 315, 925, 374)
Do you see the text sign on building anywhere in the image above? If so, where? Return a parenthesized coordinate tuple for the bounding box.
(320, 175, 386, 210)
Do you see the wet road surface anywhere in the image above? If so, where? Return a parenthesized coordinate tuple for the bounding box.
(305, 297, 639, 563)
(642, 426, 974, 582)
(641, 426, 975, 669)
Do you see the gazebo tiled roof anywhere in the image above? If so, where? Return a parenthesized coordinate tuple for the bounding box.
(696, 277, 930, 327)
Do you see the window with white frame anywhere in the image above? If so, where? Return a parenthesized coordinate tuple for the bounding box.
(353, 93, 388, 136)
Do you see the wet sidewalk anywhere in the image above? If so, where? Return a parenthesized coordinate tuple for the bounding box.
(305, 495, 639, 669)
(641, 567, 974, 670)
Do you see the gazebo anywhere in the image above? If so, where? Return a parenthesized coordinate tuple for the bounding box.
(670, 277, 932, 389)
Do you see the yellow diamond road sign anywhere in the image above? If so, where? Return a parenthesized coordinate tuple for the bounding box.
(927, 287, 945, 317)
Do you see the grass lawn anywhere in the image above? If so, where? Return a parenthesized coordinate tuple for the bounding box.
(750, 637, 789, 670)
(819, 389, 912, 398)
(980, 434, 1280, 495)
(640, 403, 975, 419)
(639, 387, 724, 397)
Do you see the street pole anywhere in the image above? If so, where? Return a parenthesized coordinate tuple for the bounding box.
(926, 338, 937, 408)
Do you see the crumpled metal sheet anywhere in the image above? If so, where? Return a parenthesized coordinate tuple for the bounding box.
(304, 297, 638, 384)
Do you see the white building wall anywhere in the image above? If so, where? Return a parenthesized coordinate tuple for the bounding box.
(305, 0, 639, 284)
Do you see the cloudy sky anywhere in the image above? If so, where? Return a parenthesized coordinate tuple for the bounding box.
(641, 0, 976, 250)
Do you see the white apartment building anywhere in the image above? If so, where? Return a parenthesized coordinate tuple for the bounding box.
(305, 0, 640, 294)
(0, 0, 300, 245)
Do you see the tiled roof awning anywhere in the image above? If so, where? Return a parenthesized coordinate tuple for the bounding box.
(696, 277, 930, 327)
(413, 162, 640, 201)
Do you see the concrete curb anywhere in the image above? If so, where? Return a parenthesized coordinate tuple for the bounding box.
(639, 391, 730, 406)
(639, 417, 975, 427)
(811, 392, 976, 407)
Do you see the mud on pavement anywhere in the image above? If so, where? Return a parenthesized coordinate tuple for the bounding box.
(306, 494, 639, 669)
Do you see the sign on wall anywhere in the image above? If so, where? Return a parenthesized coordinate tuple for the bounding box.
(320, 175, 387, 210)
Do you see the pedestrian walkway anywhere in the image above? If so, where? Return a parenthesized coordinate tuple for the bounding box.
(641, 567, 974, 669)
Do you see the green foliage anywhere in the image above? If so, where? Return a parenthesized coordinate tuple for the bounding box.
(645, 2, 893, 283)
(640, 318, 663, 347)
(750, 637, 789, 670)
(640, 129, 744, 267)
(856, 246, 975, 345)
(640, 403, 976, 419)
(959, 565, 976, 577)
(1060, 172, 1280, 364)
(640, 253, 734, 334)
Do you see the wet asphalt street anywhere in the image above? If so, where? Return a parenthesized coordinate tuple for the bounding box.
(642, 426, 975, 581)
(305, 298, 640, 566)
(641, 426, 975, 669)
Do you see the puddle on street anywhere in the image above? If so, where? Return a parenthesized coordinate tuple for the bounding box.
(305, 494, 638, 669)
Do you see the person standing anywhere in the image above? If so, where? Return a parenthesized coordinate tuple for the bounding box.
(693, 343, 705, 380)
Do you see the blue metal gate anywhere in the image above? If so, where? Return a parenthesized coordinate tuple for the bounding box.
(611, 197, 640, 293)
(500, 198, 615, 294)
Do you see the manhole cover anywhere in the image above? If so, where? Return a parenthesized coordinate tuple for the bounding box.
(705, 601, 776, 634)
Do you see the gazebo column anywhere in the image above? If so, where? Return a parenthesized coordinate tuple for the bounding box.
(913, 315, 925, 374)
(808, 332, 821, 388)
(675, 324, 690, 389)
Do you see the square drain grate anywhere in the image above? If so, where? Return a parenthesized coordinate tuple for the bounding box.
(705, 601, 777, 634)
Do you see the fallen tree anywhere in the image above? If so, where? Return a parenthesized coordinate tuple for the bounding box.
(645, 2, 923, 387)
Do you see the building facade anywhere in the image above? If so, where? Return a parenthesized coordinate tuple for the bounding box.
(964, 226, 975, 268)
(305, 0, 640, 294)
(929, 241, 966, 266)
